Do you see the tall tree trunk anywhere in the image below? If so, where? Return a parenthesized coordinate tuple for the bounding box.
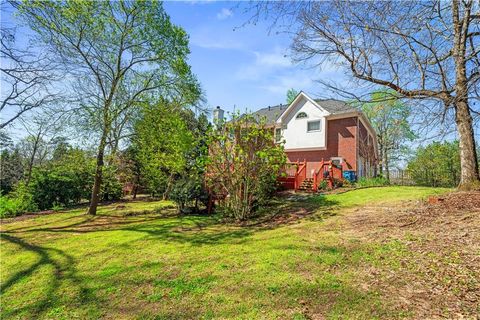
(384, 149, 390, 182)
(87, 131, 108, 215)
(454, 100, 480, 190)
(162, 173, 175, 200)
(452, 0, 480, 190)
(378, 142, 384, 176)
(132, 185, 138, 200)
(25, 132, 41, 186)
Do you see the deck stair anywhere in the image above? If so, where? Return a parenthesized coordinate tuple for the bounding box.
(298, 178, 314, 191)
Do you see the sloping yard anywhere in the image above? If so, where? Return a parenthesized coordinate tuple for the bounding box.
(1, 187, 479, 319)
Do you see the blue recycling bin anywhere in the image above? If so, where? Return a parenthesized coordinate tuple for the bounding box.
(343, 170, 357, 182)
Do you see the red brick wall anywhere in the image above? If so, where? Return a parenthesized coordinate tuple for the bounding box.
(357, 120, 377, 177)
(285, 117, 358, 177)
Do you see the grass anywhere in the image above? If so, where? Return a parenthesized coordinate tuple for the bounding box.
(0, 186, 451, 319)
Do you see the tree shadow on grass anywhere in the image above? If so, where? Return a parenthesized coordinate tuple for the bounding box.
(3, 213, 99, 233)
(3, 194, 342, 250)
(6, 214, 162, 234)
(0, 195, 361, 319)
(244, 194, 341, 228)
(3, 194, 341, 251)
(0, 233, 99, 318)
(118, 194, 341, 246)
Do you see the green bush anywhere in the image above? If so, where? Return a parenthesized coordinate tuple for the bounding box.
(0, 183, 38, 218)
(407, 141, 461, 187)
(0, 196, 21, 218)
(318, 180, 328, 190)
(100, 165, 123, 201)
(356, 176, 390, 187)
(169, 176, 208, 213)
(206, 113, 286, 220)
(29, 168, 88, 210)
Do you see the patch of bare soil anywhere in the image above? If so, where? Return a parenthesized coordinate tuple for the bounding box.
(0, 210, 59, 224)
(344, 191, 480, 319)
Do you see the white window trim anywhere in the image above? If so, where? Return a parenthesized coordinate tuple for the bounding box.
(307, 120, 321, 132)
(295, 112, 308, 119)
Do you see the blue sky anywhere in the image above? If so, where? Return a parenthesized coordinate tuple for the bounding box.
(163, 1, 343, 115)
(1, 1, 346, 140)
(3, 1, 473, 143)
(1, 1, 344, 122)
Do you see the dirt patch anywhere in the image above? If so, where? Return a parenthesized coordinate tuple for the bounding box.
(0, 210, 60, 224)
(427, 191, 480, 210)
(343, 191, 480, 319)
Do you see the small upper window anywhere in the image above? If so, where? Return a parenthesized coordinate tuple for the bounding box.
(307, 120, 321, 132)
(296, 112, 307, 119)
(275, 128, 282, 143)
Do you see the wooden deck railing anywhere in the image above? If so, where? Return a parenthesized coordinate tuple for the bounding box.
(278, 159, 344, 192)
(313, 160, 343, 191)
(294, 160, 307, 190)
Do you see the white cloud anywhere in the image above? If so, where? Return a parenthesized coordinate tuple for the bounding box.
(260, 72, 315, 94)
(255, 51, 291, 68)
(235, 47, 293, 80)
(190, 27, 245, 50)
(234, 47, 344, 98)
(216, 8, 233, 20)
(185, 0, 216, 4)
(192, 37, 243, 50)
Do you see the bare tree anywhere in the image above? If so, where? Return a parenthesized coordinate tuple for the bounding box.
(0, 26, 60, 129)
(18, 111, 64, 185)
(248, 0, 480, 190)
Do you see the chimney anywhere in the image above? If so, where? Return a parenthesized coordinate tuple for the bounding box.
(213, 106, 224, 128)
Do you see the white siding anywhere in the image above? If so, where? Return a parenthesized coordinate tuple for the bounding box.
(281, 97, 329, 150)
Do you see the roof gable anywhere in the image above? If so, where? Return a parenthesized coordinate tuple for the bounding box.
(277, 92, 329, 123)
(248, 92, 358, 125)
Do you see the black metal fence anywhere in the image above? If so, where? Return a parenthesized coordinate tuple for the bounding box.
(387, 169, 460, 188)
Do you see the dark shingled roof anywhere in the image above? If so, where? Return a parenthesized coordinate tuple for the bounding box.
(250, 104, 289, 124)
(251, 99, 357, 124)
(314, 99, 357, 115)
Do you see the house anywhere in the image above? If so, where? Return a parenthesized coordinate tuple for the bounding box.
(214, 91, 378, 190)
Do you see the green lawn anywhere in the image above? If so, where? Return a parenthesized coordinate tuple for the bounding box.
(0, 187, 450, 319)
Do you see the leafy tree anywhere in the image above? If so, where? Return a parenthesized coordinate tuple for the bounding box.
(27, 145, 122, 210)
(17, 112, 63, 185)
(180, 111, 211, 175)
(206, 113, 286, 220)
(133, 100, 195, 198)
(29, 147, 95, 209)
(18, 0, 201, 214)
(169, 176, 208, 214)
(99, 159, 123, 202)
(407, 141, 461, 187)
(0, 148, 24, 194)
(174, 111, 211, 212)
(286, 88, 299, 104)
(117, 145, 144, 199)
(360, 90, 416, 180)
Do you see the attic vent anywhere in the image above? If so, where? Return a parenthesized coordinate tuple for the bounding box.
(296, 112, 307, 119)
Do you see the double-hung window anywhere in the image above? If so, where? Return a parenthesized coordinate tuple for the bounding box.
(307, 120, 321, 132)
